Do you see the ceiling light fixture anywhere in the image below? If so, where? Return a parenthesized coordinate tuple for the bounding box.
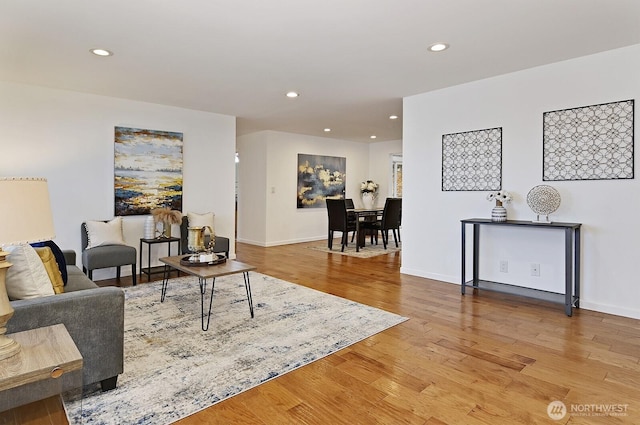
(90, 48, 113, 57)
(428, 43, 449, 52)
(389, 115, 398, 120)
(324, 128, 331, 132)
(285, 91, 299, 98)
(370, 135, 377, 139)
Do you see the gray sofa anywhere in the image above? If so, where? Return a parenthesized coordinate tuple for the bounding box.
(5, 250, 124, 410)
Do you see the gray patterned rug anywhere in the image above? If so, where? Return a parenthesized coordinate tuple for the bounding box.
(64, 272, 407, 424)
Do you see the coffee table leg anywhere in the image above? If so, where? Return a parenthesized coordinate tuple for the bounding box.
(200, 277, 216, 331)
(160, 265, 170, 302)
(243, 272, 254, 318)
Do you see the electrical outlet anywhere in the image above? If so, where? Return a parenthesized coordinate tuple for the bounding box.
(531, 263, 540, 276)
(500, 260, 508, 273)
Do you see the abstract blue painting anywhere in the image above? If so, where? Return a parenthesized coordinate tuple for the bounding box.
(297, 154, 346, 208)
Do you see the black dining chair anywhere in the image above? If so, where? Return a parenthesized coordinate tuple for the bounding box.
(345, 198, 357, 242)
(363, 198, 402, 249)
(326, 199, 357, 252)
(345, 198, 355, 210)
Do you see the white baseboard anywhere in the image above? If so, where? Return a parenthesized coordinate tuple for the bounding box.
(237, 236, 326, 247)
(578, 300, 640, 320)
(400, 267, 458, 285)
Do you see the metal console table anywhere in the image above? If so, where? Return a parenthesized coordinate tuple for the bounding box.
(461, 218, 581, 316)
(139, 237, 181, 282)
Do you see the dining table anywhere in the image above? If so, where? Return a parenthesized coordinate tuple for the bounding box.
(348, 207, 384, 252)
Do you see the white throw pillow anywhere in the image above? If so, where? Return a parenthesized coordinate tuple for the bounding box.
(4, 244, 55, 300)
(187, 212, 215, 235)
(85, 217, 126, 249)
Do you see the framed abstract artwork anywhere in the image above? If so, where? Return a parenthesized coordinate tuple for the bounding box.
(297, 154, 346, 208)
(114, 126, 183, 216)
(543, 99, 634, 181)
(442, 127, 502, 191)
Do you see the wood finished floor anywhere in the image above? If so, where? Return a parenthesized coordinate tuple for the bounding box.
(5, 241, 639, 424)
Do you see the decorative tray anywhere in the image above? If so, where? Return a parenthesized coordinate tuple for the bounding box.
(180, 253, 227, 267)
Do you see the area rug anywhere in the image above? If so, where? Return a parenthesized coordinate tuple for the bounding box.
(310, 240, 401, 258)
(64, 273, 407, 424)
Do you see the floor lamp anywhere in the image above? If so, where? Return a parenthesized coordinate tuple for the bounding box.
(0, 177, 56, 360)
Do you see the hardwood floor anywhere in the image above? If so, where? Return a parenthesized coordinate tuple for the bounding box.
(177, 242, 640, 424)
(11, 241, 640, 424)
(0, 396, 68, 425)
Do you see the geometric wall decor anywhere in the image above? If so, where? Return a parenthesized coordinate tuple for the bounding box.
(543, 99, 634, 181)
(114, 126, 183, 216)
(297, 153, 346, 208)
(442, 127, 502, 191)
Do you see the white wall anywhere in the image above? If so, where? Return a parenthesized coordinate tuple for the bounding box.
(236, 132, 268, 246)
(402, 44, 640, 319)
(369, 139, 402, 202)
(237, 130, 371, 246)
(0, 81, 236, 279)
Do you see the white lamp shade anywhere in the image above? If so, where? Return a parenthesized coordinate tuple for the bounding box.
(0, 177, 56, 246)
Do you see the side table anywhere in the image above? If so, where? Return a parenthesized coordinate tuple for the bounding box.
(0, 324, 83, 412)
(139, 237, 181, 282)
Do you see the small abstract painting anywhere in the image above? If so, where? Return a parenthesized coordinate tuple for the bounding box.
(114, 126, 183, 216)
(297, 154, 346, 208)
(442, 127, 502, 191)
(543, 99, 634, 181)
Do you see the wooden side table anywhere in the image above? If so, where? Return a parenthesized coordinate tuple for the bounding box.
(0, 324, 83, 412)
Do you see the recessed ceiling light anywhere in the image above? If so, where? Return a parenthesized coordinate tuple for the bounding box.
(324, 128, 331, 132)
(90, 48, 113, 57)
(428, 43, 449, 52)
(286, 91, 299, 98)
(370, 135, 377, 139)
(389, 115, 398, 120)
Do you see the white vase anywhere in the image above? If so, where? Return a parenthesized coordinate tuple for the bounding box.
(491, 205, 507, 222)
(144, 216, 156, 239)
(362, 192, 375, 209)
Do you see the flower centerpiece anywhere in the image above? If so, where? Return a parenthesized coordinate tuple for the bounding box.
(486, 190, 512, 207)
(486, 190, 512, 222)
(360, 180, 379, 194)
(360, 180, 378, 209)
(151, 207, 182, 238)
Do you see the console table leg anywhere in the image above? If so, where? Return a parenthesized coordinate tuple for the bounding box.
(574, 228, 581, 308)
(461, 222, 466, 295)
(565, 228, 573, 316)
(472, 224, 480, 288)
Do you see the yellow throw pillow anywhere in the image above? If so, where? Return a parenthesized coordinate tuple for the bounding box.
(34, 246, 65, 294)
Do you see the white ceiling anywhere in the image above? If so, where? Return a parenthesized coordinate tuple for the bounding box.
(1, 1, 639, 143)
